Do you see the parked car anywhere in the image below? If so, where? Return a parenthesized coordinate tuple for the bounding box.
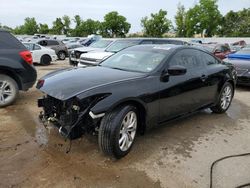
(232, 40, 247, 48)
(66, 43, 84, 55)
(199, 44, 232, 60)
(23, 42, 57, 65)
(37, 45, 236, 159)
(0, 29, 37, 107)
(224, 48, 250, 86)
(37, 39, 68, 60)
(78, 38, 186, 67)
(69, 39, 115, 66)
(62, 38, 80, 44)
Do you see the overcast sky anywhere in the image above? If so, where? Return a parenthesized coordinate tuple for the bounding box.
(0, 0, 249, 33)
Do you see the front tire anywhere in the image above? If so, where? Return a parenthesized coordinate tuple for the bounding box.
(58, 51, 66, 60)
(0, 74, 19, 108)
(98, 105, 138, 159)
(210, 82, 233, 113)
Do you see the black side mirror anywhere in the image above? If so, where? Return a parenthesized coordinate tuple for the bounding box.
(167, 65, 187, 76)
(160, 65, 186, 82)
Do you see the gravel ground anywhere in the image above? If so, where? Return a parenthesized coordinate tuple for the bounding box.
(0, 59, 250, 188)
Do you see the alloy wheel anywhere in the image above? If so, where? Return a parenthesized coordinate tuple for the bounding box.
(220, 86, 232, 110)
(119, 111, 137, 152)
(0, 80, 15, 105)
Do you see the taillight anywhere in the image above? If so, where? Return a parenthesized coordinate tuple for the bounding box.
(19, 50, 33, 65)
(36, 79, 45, 89)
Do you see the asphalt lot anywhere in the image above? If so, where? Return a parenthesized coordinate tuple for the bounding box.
(1, 59, 250, 188)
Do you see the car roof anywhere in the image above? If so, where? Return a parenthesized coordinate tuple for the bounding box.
(127, 44, 212, 54)
(113, 38, 183, 42)
(125, 44, 181, 51)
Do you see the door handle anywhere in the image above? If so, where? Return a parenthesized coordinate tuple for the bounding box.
(200, 75, 208, 82)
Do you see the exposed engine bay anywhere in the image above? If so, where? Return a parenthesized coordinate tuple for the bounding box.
(38, 95, 103, 139)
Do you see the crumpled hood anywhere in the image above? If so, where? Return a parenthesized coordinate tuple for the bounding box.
(80, 51, 114, 61)
(38, 66, 145, 101)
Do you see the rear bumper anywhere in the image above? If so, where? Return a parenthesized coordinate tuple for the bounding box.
(19, 64, 37, 91)
(51, 55, 57, 62)
(22, 80, 36, 91)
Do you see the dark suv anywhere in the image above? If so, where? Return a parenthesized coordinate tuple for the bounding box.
(0, 29, 37, 107)
(37, 39, 68, 60)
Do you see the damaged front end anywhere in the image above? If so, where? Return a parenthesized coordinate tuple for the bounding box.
(38, 95, 105, 139)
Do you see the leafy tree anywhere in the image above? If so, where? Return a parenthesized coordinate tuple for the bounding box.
(175, 3, 187, 37)
(71, 16, 100, 37)
(71, 15, 83, 36)
(51, 18, 64, 35)
(101, 11, 131, 37)
(62, 15, 71, 35)
(220, 8, 250, 37)
(186, 5, 202, 37)
(22, 17, 39, 35)
(80, 19, 100, 36)
(11, 17, 38, 35)
(186, 0, 222, 37)
(38, 23, 49, 34)
(141, 9, 172, 37)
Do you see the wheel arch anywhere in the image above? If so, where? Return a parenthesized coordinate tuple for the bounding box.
(40, 54, 52, 64)
(95, 98, 148, 135)
(0, 68, 22, 90)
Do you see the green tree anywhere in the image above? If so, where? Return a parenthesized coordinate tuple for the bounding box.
(22, 17, 38, 35)
(186, 0, 222, 37)
(141, 9, 172, 37)
(220, 8, 250, 37)
(80, 19, 100, 36)
(186, 5, 202, 37)
(101, 11, 131, 37)
(62, 15, 71, 35)
(71, 15, 83, 36)
(71, 16, 100, 37)
(175, 3, 187, 37)
(51, 18, 64, 35)
(38, 23, 49, 34)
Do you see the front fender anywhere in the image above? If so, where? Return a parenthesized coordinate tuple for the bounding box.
(90, 95, 147, 115)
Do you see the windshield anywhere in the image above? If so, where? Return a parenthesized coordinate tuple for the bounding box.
(105, 40, 140, 53)
(100, 49, 168, 73)
(89, 40, 113, 48)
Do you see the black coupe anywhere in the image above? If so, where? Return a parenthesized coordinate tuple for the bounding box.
(37, 45, 236, 159)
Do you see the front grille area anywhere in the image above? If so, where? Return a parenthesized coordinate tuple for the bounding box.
(75, 51, 82, 59)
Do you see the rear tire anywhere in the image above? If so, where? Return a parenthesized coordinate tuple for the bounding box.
(210, 82, 233, 113)
(58, 51, 66, 60)
(98, 105, 138, 159)
(40, 55, 51, 65)
(0, 74, 19, 108)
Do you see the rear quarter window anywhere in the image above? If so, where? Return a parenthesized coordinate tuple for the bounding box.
(0, 32, 26, 50)
(200, 51, 218, 65)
